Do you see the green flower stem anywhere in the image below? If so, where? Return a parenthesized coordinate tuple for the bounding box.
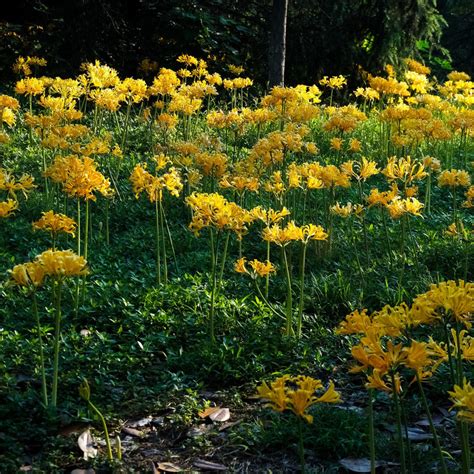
(84, 199, 90, 261)
(87, 400, 113, 461)
(51, 279, 63, 409)
(159, 201, 168, 284)
(368, 388, 376, 474)
(253, 279, 286, 320)
(400, 394, 414, 474)
(463, 239, 469, 282)
(282, 246, 293, 337)
(349, 217, 365, 285)
(105, 199, 110, 246)
(41, 147, 50, 200)
(77, 200, 81, 256)
(397, 215, 407, 297)
(298, 417, 305, 474)
(381, 208, 392, 267)
(357, 180, 370, 265)
(296, 242, 308, 339)
(209, 229, 219, 343)
(121, 102, 131, 150)
(116, 436, 122, 461)
(155, 197, 161, 285)
(28, 95, 33, 144)
(265, 240, 271, 299)
(458, 417, 471, 474)
(415, 374, 448, 474)
(454, 322, 464, 384)
(92, 103, 98, 132)
(162, 204, 179, 274)
(425, 171, 431, 214)
(217, 231, 230, 293)
(452, 186, 457, 225)
(391, 373, 406, 474)
(32, 292, 48, 407)
(443, 321, 456, 385)
(454, 323, 471, 474)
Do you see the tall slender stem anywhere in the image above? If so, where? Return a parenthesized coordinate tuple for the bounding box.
(159, 201, 167, 283)
(298, 417, 306, 474)
(368, 388, 376, 474)
(209, 229, 219, 343)
(265, 240, 271, 299)
(51, 279, 63, 409)
(105, 199, 110, 245)
(415, 375, 448, 474)
(217, 232, 230, 293)
(296, 243, 307, 339)
(88, 401, 113, 460)
(391, 373, 406, 474)
(77, 200, 81, 256)
(32, 292, 48, 407)
(84, 200, 89, 261)
(155, 197, 161, 285)
(443, 321, 456, 385)
(381, 208, 393, 267)
(121, 102, 131, 150)
(282, 246, 293, 336)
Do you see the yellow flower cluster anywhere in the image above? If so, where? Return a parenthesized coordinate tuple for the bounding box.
(45, 155, 112, 200)
(10, 249, 88, 287)
(382, 156, 427, 184)
(0, 169, 36, 200)
(413, 280, 473, 328)
(0, 199, 18, 218)
(186, 192, 252, 238)
(219, 174, 260, 193)
(13, 56, 47, 76)
(33, 211, 77, 237)
(0, 95, 20, 127)
(262, 221, 328, 246)
(331, 202, 364, 218)
(130, 163, 183, 202)
(235, 257, 276, 278)
(251, 206, 290, 226)
(257, 375, 340, 423)
(449, 379, 474, 423)
(338, 280, 473, 393)
(438, 169, 471, 188)
(385, 196, 424, 218)
(15, 77, 46, 96)
(324, 105, 367, 133)
(319, 75, 347, 90)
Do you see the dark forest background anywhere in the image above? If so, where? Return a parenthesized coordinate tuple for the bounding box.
(0, 0, 472, 84)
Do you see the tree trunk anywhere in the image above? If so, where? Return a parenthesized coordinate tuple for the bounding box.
(268, 0, 289, 87)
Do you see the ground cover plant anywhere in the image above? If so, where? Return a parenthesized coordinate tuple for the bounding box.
(0, 55, 472, 473)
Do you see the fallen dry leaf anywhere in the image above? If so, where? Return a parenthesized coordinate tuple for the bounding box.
(218, 420, 241, 431)
(340, 458, 402, 472)
(198, 406, 221, 419)
(128, 415, 153, 428)
(77, 429, 97, 460)
(122, 427, 143, 437)
(194, 459, 227, 471)
(157, 461, 184, 472)
(209, 408, 230, 422)
(339, 458, 382, 472)
(404, 427, 433, 441)
(187, 424, 212, 437)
